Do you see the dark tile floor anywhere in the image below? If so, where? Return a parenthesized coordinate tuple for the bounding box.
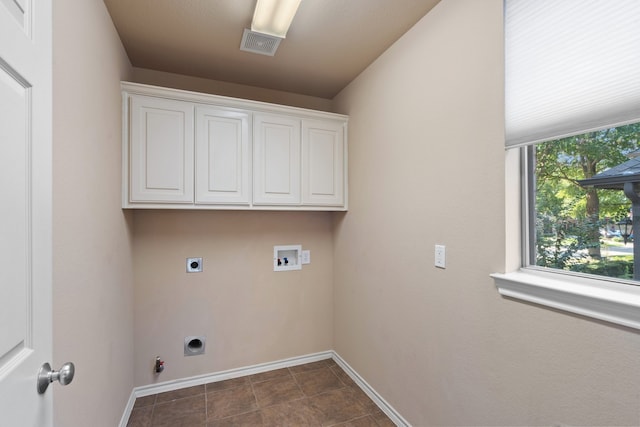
(127, 358, 395, 426)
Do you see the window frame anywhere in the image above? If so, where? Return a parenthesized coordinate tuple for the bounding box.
(492, 147, 640, 330)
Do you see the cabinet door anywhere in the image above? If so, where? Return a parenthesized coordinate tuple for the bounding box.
(195, 107, 250, 205)
(302, 119, 345, 206)
(129, 95, 194, 203)
(253, 114, 301, 205)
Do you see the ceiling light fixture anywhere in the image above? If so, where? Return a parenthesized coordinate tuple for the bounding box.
(251, 0, 302, 38)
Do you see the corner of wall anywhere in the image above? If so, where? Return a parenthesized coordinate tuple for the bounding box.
(53, 1, 134, 425)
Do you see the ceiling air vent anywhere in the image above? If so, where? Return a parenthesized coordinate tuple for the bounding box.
(240, 29, 282, 56)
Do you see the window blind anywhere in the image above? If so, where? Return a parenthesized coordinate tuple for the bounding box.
(505, 0, 640, 148)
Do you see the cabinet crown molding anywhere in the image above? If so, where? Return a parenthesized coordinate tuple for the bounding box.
(121, 82, 348, 122)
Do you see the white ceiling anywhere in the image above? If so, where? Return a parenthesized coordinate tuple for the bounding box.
(103, 0, 441, 99)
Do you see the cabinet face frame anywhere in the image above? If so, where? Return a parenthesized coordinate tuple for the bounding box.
(195, 106, 251, 205)
(122, 82, 348, 211)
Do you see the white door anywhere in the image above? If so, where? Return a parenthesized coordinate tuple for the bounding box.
(253, 113, 301, 205)
(0, 0, 55, 426)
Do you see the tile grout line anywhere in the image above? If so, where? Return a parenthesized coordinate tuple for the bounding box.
(204, 384, 208, 423)
(149, 401, 155, 427)
(248, 373, 259, 414)
(149, 394, 157, 426)
(287, 366, 305, 398)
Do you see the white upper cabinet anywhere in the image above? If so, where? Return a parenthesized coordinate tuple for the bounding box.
(253, 114, 301, 205)
(122, 82, 348, 210)
(129, 95, 194, 203)
(302, 119, 345, 206)
(195, 107, 250, 205)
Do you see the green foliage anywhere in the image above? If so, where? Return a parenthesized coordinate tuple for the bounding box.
(534, 123, 640, 278)
(536, 124, 640, 219)
(570, 257, 633, 280)
(537, 124, 640, 179)
(535, 218, 590, 269)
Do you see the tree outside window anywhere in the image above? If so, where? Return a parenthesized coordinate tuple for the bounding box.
(533, 123, 640, 279)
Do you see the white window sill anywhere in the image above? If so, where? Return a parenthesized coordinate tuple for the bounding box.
(491, 269, 640, 330)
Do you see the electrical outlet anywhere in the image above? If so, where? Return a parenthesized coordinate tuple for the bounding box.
(186, 257, 203, 273)
(435, 245, 446, 269)
(301, 250, 311, 264)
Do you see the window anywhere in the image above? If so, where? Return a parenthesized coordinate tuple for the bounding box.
(528, 124, 640, 281)
(492, 0, 640, 330)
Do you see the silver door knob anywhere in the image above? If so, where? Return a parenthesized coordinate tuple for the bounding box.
(37, 362, 75, 394)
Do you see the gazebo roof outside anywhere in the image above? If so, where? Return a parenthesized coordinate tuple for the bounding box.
(578, 157, 640, 190)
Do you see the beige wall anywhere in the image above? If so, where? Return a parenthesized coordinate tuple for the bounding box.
(52, 1, 133, 426)
(132, 210, 334, 386)
(132, 67, 334, 112)
(332, 0, 640, 425)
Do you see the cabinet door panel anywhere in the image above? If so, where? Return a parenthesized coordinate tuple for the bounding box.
(196, 107, 250, 204)
(130, 96, 194, 202)
(253, 114, 301, 205)
(302, 119, 345, 206)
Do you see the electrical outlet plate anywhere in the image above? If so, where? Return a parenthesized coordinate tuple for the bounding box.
(301, 250, 311, 264)
(186, 257, 203, 273)
(435, 245, 446, 269)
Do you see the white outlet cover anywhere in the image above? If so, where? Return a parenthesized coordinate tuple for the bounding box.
(301, 250, 311, 264)
(186, 257, 203, 273)
(435, 245, 446, 269)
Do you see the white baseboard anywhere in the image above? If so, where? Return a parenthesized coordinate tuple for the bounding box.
(119, 350, 408, 427)
(331, 352, 410, 427)
(118, 391, 137, 427)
